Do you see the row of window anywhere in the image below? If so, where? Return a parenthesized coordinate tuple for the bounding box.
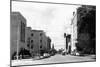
(27, 39, 43, 49)
(30, 40, 42, 43)
(20, 21, 43, 43)
(31, 33, 43, 37)
(27, 44, 42, 49)
(27, 39, 42, 44)
(29, 33, 43, 49)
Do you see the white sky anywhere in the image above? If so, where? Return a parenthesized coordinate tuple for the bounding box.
(12, 1, 80, 50)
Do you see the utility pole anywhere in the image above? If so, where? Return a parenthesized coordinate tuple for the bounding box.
(16, 25, 19, 60)
(64, 33, 67, 51)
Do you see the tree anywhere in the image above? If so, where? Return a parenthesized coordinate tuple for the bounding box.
(77, 5, 96, 54)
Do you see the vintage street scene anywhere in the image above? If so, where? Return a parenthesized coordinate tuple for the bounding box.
(11, 0, 96, 66)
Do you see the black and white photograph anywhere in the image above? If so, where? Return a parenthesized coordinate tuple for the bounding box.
(10, 0, 96, 66)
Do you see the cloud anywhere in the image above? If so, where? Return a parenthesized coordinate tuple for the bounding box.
(12, 1, 79, 49)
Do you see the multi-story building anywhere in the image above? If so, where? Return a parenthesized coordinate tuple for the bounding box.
(47, 37, 51, 51)
(30, 30, 49, 57)
(11, 12, 26, 60)
(71, 11, 78, 54)
(11, 12, 52, 60)
(70, 5, 96, 55)
(25, 27, 31, 50)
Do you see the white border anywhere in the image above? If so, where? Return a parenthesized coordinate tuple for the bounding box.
(0, 0, 97, 67)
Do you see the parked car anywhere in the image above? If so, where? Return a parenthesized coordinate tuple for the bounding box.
(40, 56, 44, 59)
(43, 53, 50, 58)
(71, 51, 80, 56)
(62, 51, 67, 56)
(62, 52, 66, 55)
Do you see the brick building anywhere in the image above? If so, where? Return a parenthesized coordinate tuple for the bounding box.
(30, 30, 50, 56)
(25, 27, 31, 50)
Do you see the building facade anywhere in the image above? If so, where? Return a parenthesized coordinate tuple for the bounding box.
(25, 27, 31, 50)
(11, 12, 52, 60)
(11, 12, 26, 60)
(30, 30, 49, 56)
(71, 11, 78, 54)
(70, 5, 96, 55)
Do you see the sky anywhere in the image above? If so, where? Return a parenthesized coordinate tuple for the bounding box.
(12, 1, 80, 50)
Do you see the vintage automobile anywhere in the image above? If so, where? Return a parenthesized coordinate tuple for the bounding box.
(43, 53, 50, 58)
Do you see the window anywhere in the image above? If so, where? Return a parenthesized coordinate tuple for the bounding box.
(40, 45, 42, 48)
(31, 45, 33, 49)
(27, 38, 30, 44)
(31, 33, 34, 36)
(31, 40, 33, 43)
(27, 44, 30, 48)
(40, 33, 42, 36)
(40, 40, 42, 43)
(40, 40, 42, 48)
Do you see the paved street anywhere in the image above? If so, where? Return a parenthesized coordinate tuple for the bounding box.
(12, 54, 96, 66)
